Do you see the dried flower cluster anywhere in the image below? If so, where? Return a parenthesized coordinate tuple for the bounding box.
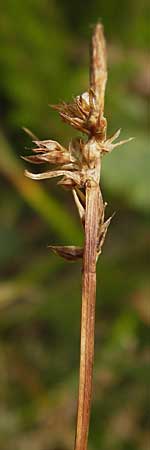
(24, 23, 132, 450)
(24, 92, 131, 260)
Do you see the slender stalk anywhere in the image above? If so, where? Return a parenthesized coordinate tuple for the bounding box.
(74, 24, 106, 450)
(74, 183, 101, 450)
(24, 21, 131, 450)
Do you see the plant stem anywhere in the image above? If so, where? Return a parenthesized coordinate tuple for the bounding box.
(74, 182, 101, 450)
(23, 21, 131, 450)
(74, 23, 107, 450)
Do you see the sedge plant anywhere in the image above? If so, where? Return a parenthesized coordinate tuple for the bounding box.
(23, 23, 132, 450)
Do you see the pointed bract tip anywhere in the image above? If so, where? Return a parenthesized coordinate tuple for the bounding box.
(128, 137, 135, 142)
(22, 127, 38, 141)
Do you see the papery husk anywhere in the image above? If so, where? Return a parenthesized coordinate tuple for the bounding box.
(48, 245, 83, 261)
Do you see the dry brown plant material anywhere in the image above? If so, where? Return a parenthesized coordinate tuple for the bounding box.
(24, 23, 132, 450)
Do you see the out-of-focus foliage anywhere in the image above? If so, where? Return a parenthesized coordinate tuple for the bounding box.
(0, 1, 149, 449)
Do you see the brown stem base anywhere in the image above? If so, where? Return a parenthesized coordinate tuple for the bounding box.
(74, 183, 100, 450)
(75, 271, 96, 450)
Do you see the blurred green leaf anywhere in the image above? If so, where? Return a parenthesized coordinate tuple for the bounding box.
(102, 132, 150, 212)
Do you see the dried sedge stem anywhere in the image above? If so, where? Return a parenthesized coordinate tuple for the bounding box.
(23, 21, 132, 450)
(74, 25, 106, 450)
(75, 184, 101, 450)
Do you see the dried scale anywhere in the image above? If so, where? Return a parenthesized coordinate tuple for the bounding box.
(23, 24, 133, 450)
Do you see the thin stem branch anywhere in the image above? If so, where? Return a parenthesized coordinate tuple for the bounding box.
(74, 183, 101, 450)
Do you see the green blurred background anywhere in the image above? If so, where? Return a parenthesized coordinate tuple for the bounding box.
(0, 1, 150, 449)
